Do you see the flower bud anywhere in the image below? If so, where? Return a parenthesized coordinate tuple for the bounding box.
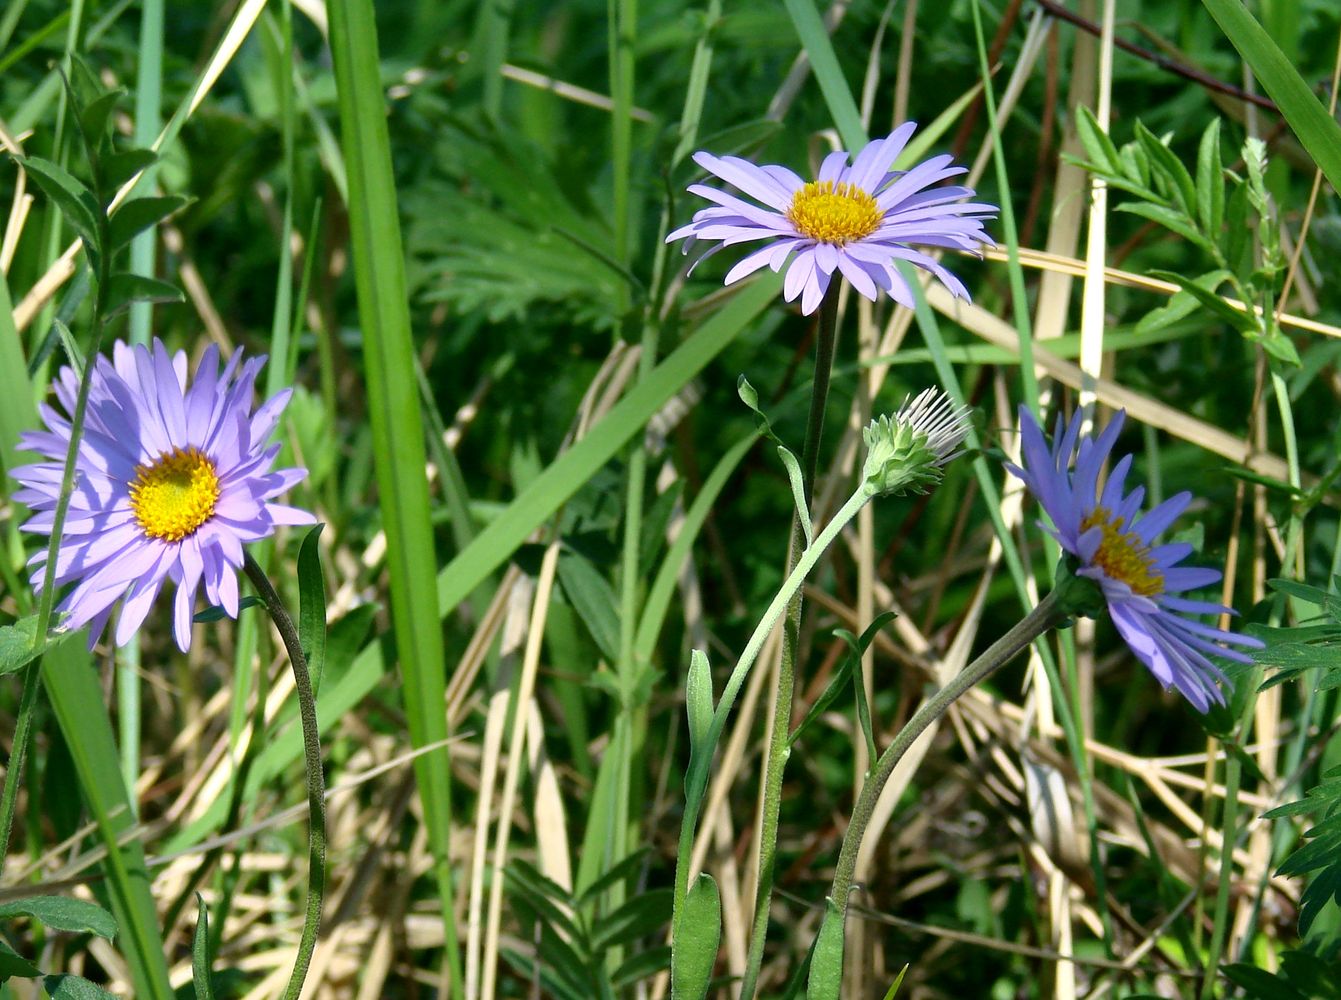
(862, 388, 972, 498)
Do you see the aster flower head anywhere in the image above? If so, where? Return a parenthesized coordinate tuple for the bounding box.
(862, 387, 972, 498)
(11, 339, 315, 652)
(1005, 406, 1263, 712)
(667, 123, 997, 315)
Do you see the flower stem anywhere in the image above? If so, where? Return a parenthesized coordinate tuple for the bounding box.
(671, 485, 870, 956)
(242, 553, 326, 1000)
(826, 588, 1069, 916)
(738, 286, 841, 1000)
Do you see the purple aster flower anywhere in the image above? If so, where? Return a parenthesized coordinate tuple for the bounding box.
(11, 339, 315, 652)
(1005, 406, 1263, 712)
(666, 123, 997, 315)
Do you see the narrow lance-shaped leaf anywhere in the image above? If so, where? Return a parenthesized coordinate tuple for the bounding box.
(297, 524, 328, 692)
(107, 195, 189, 252)
(191, 894, 216, 1000)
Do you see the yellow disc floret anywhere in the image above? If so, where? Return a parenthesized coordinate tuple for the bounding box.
(786, 180, 881, 245)
(1080, 506, 1163, 596)
(129, 446, 221, 542)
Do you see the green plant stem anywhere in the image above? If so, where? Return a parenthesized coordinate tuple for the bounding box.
(827, 587, 1069, 913)
(672, 484, 870, 949)
(738, 286, 840, 1000)
(0, 657, 42, 877)
(242, 553, 325, 1000)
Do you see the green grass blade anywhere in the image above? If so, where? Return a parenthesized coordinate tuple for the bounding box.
(437, 276, 778, 617)
(782, 0, 864, 149)
(325, 0, 463, 993)
(1201, 0, 1341, 195)
(42, 644, 174, 1000)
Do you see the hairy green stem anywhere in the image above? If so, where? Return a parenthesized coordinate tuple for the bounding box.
(738, 287, 840, 1000)
(672, 485, 870, 950)
(827, 588, 1069, 913)
(242, 553, 325, 1000)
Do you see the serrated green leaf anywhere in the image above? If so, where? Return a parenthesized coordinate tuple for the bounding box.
(44, 974, 118, 999)
(19, 156, 101, 260)
(805, 899, 846, 1000)
(192, 894, 215, 1000)
(107, 195, 188, 251)
(1196, 118, 1224, 236)
(685, 650, 713, 754)
(0, 896, 116, 939)
(103, 273, 183, 317)
(671, 873, 719, 1000)
(102, 148, 158, 190)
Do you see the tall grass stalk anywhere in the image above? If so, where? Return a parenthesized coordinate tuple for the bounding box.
(326, 0, 464, 992)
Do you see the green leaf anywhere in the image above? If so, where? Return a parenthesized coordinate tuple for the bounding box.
(1201, 0, 1341, 200)
(556, 548, 620, 665)
(19, 156, 101, 261)
(1134, 121, 1197, 215)
(881, 966, 909, 999)
(107, 196, 188, 251)
(685, 650, 713, 754)
(1135, 270, 1234, 336)
(43, 975, 117, 999)
(0, 938, 39, 981)
(296, 525, 328, 693)
(789, 612, 897, 752)
(781, 0, 864, 150)
(192, 595, 263, 623)
(805, 899, 846, 1000)
(777, 446, 812, 545)
(103, 273, 183, 318)
(1115, 202, 1218, 257)
(1073, 105, 1120, 174)
(102, 149, 158, 190)
(574, 849, 651, 909)
(736, 374, 783, 448)
(191, 894, 215, 1000)
(0, 617, 44, 675)
(1196, 118, 1224, 237)
(1147, 269, 1256, 333)
(0, 896, 116, 939)
(77, 90, 124, 154)
(671, 873, 720, 1000)
(612, 946, 672, 989)
(591, 888, 672, 951)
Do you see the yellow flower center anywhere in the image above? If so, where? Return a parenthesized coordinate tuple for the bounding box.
(786, 180, 881, 245)
(1080, 506, 1164, 596)
(128, 447, 221, 542)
